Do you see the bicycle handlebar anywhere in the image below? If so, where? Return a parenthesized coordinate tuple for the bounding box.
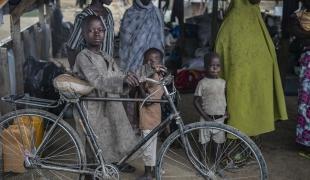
(140, 74, 174, 86)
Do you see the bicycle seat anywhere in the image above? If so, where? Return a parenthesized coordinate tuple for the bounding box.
(53, 74, 94, 97)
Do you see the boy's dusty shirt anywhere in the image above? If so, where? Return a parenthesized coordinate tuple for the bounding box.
(72, 48, 137, 162)
(139, 73, 164, 130)
(195, 77, 226, 115)
(73, 48, 126, 96)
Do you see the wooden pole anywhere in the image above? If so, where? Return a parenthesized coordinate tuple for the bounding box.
(38, 1, 45, 59)
(38, 1, 45, 25)
(211, 0, 219, 49)
(9, 0, 37, 93)
(10, 15, 24, 94)
(10, 0, 37, 24)
(46, 3, 53, 59)
(0, 47, 11, 180)
(0, 48, 12, 114)
(56, 0, 61, 8)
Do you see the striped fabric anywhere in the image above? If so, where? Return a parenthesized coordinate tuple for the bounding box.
(67, 6, 114, 56)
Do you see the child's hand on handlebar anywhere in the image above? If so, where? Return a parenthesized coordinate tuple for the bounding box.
(124, 72, 140, 87)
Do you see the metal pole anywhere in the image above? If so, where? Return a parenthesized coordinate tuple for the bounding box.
(80, 97, 169, 103)
(211, 0, 219, 48)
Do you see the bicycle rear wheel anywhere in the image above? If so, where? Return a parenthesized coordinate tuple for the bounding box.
(156, 122, 268, 180)
(0, 109, 86, 180)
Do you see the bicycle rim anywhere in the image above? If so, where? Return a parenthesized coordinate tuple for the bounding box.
(0, 109, 86, 180)
(156, 122, 268, 180)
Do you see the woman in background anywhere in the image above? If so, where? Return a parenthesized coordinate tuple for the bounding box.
(289, 0, 310, 158)
(215, 0, 287, 137)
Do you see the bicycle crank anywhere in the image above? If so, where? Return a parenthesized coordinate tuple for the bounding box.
(93, 164, 120, 180)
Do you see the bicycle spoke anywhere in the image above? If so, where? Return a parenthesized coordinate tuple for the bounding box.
(0, 111, 84, 180)
(53, 170, 74, 180)
(211, 142, 223, 171)
(43, 140, 73, 159)
(50, 170, 65, 180)
(6, 125, 25, 152)
(42, 152, 79, 161)
(165, 148, 189, 162)
(214, 139, 236, 165)
(163, 153, 196, 172)
(0, 140, 22, 156)
(39, 128, 63, 153)
(40, 160, 82, 167)
(42, 120, 51, 140)
(188, 132, 211, 171)
(44, 145, 77, 159)
(157, 123, 266, 180)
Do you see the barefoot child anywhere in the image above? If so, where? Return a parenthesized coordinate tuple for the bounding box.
(137, 48, 165, 180)
(193, 52, 227, 162)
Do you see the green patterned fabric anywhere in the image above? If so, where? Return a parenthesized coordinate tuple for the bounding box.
(215, 0, 287, 136)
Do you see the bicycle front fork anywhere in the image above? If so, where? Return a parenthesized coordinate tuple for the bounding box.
(176, 118, 210, 178)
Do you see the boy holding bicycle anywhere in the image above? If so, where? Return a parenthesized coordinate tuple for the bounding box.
(137, 48, 165, 180)
(73, 15, 139, 172)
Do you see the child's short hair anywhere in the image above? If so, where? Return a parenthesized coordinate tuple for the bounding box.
(81, 15, 105, 32)
(143, 48, 164, 62)
(204, 52, 220, 68)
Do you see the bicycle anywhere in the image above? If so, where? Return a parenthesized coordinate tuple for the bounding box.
(0, 74, 267, 179)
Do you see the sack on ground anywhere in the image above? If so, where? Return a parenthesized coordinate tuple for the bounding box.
(14, 116, 44, 148)
(2, 125, 32, 173)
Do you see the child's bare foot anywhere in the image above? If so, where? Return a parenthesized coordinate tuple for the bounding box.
(136, 166, 153, 180)
(136, 174, 152, 180)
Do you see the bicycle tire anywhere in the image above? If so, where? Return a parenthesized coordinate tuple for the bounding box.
(156, 122, 268, 180)
(0, 109, 86, 180)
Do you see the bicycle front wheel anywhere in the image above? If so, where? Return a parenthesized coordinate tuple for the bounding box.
(156, 122, 268, 180)
(0, 109, 86, 180)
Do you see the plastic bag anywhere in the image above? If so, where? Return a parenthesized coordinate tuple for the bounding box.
(23, 56, 64, 99)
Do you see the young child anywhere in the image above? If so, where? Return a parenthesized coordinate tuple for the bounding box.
(73, 15, 138, 172)
(137, 48, 165, 180)
(193, 52, 227, 162)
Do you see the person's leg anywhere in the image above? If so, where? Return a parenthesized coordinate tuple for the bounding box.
(295, 54, 310, 158)
(211, 118, 226, 165)
(199, 121, 211, 164)
(137, 130, 157, 180)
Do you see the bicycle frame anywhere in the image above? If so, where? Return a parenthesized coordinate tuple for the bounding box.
(20, 76, 200, 177)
